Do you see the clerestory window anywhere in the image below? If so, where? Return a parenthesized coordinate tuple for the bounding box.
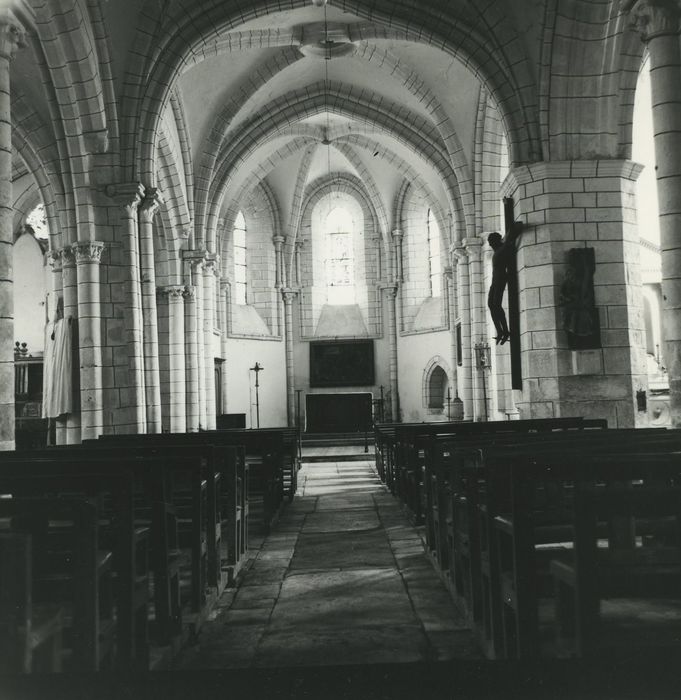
(233, 211, 247, 305)
(325, 206, 355, 305)
(427, 208, 441, 298)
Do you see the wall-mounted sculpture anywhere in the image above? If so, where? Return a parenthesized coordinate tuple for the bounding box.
(560, 247, 601, 350)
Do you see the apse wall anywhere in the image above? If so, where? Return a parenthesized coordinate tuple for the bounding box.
(397, 330, 453, 422)
(224, 336, 287, 428)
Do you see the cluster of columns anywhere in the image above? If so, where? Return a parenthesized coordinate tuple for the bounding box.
(106, 182, 222, 436)
(627, 0, 681, 426)
(0, 9, 24, 449)
(46, 242, 106, 443)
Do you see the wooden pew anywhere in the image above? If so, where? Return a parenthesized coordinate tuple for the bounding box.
(0, 498, 115, 671)
(48, 442, 229, 636)
(421, 424, 608, 621)
(0, 455, 149, 668)
(391, 418, 607, 523)
(90, 438, 247, 585)
(551, 477, 681, 657)
(468, 431, 681, 658)
(213, 427, 300, 503)
(0, 532, 64, 673)
(421, 426, 672, 657)
(0, 457, 144, 667)
(99, 428, 291, 535)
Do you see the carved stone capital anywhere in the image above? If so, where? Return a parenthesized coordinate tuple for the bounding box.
(158, 285, 185, 302)
(183, 285, 196, 301)
(382, 283, 399, 299)
(273, 235, 285, 247)
(71, 240, 105, 265)
(203, 258, 219, 276)
(391, 228, 404, 241)
(220, 278, 231, 292)
(281, 288, 298, 304)
(0, 10, 26, 61)
(451, 242, 468, 262)
(47, 249, 62, 273)
(139, 187, 164, 223)
(105, 182, 145, 216)
(626, 0, 681, 40)
(60, 246, 76, 268)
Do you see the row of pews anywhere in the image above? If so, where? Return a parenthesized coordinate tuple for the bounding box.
(0, 426, 300, 673)
(375, 417, 681, 659)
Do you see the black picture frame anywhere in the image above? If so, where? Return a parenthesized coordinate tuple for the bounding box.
(309, 340, 375, 387)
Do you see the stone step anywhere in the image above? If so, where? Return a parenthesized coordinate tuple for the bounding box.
(302, 452, 374, 463)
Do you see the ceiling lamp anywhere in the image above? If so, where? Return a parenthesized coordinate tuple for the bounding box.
(299, 22, 358, 59)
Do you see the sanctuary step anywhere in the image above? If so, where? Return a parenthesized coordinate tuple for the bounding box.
(300, 433, 374, 462)
(301, 431, 373, 447)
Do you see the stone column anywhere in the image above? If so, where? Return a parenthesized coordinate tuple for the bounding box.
(72, 241, 105, 441)
(219, 278, 230, 414)
(392, 229, 404, 282)
(445, 257, 459, 398)
(385, 284, 400, 421)
(105, 183, 146, 433)
(0, 11, 24, 450)
(203, 258, 217, 430)
(465, 237, 485, 420)
(165, 286, 186, 432)
(60, 246, 81, 444)
(294, 240, 304, 286)
(139, 189, 163, 432)
(273, 235, 285, 288)
(502, 161, 647, 426)
(191, 258, 207, 428)
(183, 285, 200, 432)
(629, 0, 681, 425)
(48, 250, 66, 445)
(453, 244, 474, 419)
(282, 289, 298, 426)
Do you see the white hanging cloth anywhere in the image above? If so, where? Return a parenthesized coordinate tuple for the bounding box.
(42, 317, 74, 418)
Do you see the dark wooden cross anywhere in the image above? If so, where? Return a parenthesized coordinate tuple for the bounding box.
(250, 362, 264, 428)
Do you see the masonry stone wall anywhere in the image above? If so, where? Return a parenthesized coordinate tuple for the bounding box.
(503, 160, 648, 427)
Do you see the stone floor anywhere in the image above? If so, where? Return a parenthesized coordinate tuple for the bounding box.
(178, 459, 478, 669)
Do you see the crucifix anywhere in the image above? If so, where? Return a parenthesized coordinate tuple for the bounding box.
(250, 362, 264, 428)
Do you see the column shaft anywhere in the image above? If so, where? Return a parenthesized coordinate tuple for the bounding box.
(648, 29, 681, 425)
(167, 287, 186, 432)
(139, 191, 163, 432)
(193, 261, 207, 428)
(219, 280, 229, 414)
(454, 246, 474, 420)
(61, 249, 81, 443)
(447, 256, 459, 397)
(184, 286, 200, 432)
(283, 291, 296, 426)
(386, 286, 399, 421)
(203, 261, 217, 430)
(73, 241, 105, 441)
(115, 187, 146, 433)
(0, 13, 25, 450)
(466, 238, 485, 420)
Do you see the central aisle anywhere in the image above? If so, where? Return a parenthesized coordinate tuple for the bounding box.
(179, 458, 478, 669)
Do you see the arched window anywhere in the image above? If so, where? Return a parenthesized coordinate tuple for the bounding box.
(233, 211, 247, 305)
(427, 209, 441, 298)
(428, 365, 448, 409)
(325, 206, 355, 304)
(26, 202, 49, 240)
